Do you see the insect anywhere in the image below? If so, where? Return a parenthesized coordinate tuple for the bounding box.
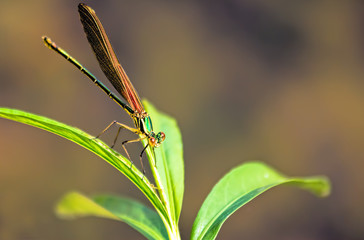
(42, 3, 165, 173)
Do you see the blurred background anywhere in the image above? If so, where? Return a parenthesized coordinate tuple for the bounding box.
(0, 0, 363, 239)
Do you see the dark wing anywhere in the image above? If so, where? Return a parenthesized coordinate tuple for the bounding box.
(78, 3, 144, 113)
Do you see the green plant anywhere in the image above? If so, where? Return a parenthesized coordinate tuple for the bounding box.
(0, 101, 330, 240)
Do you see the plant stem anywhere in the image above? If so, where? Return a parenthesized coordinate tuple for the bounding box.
(144, 144, 181, 240)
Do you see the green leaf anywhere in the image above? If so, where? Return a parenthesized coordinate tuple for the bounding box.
(0, 107, 169, 223)
(56, 192, 168, 240)
(144, 100, 184, 223)
(191, 161, 331, 240)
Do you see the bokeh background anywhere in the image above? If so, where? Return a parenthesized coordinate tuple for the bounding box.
(0, 1, 363, 239)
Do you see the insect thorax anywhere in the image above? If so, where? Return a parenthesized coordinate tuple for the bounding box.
(133, 111, 154, 136)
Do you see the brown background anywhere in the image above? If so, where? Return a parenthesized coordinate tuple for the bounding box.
(0, 1, 363, 239)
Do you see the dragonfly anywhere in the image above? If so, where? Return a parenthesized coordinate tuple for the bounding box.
(42, 3, 165, 173)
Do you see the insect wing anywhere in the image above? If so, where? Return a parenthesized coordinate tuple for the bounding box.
(78, 3, 144, 113)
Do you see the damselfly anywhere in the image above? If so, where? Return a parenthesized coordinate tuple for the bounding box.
(42, 3, 165, 173)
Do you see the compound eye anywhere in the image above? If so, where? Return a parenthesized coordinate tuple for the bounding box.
(149, 137, 156, 147)
(159, 132, 166, 142)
